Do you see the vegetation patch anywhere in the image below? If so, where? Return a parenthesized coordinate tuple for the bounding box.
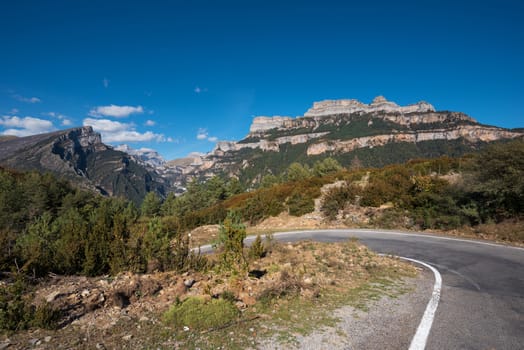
(163, 296, 239, 331)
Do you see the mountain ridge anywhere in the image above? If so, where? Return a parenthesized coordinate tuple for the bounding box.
(0, 126, 167, 204)
(170, 96, 523, 184)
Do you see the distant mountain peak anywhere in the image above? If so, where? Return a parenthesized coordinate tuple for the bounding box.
(115, 144, 166, 168)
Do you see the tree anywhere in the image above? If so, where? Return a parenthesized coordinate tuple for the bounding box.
(467, 140, 524, 220)
(141, 192, 162, 217)
(226, 177, 244, 197)
(313, 157, 342, 177)
(286, 162, 311, 181)
(16, 212, 57, 275)
(53, 208, 88, 274)
(206, 176, 227, 203)
(143, 218, 172, 272)
(214, 211, 247, 272)
(260, 174, 279, 188)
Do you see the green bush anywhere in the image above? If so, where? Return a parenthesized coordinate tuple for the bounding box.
(249, 234, 266, 260)
(163, 297, 239, 330)
(287, 192, 315, 216)
(321, 183, 360, 220)
(214, 212, 248, 272)
(0, 275, 58, 331)
(0, 277, 32, 331)
(32, 302, 61, 330)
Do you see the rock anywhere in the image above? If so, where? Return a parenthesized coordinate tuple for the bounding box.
(28, 338, 39, 346)
(139, 316, 150, 322)
(183, 279, 195, 288)
(84, 291, 105, 311)
(122, 334, 133, 341)
(81, 289, 90, 297)
(0, 341, 11, 350)
(303, 277, 313, 285)
(46, 291, 62, 302)
(183, 326, 190, 332)
(139, 278, 162, 297)
(95, 343, 106, 350)
(173, 279, 187, 296)
(44, 336, 52, 343)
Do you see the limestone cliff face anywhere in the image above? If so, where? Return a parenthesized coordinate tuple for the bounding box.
(167, 96, 523, 181)
(306, 126, 523, 155)
(304, 96, 435, 117)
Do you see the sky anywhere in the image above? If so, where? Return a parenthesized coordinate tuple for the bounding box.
(1, 0, 523, 160)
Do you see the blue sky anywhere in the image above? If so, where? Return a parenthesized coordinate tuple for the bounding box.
(1, 0, 523, 159)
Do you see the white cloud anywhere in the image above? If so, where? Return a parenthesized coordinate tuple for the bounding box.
(103, 130, 165, 143)
(83, 117, 169, 143)
(83, 118, 129, 132)
(103, 77, 110, 88)
(89, 104, 144, 118)
(12, 94, 41, 103)
(45, 112, 73, 127)
(196, 128, 218, 142)
(196, 128, 208, 140)
(145, 119, 156, 126)
(0, 115, 55, 136)
(9, 108, 19, 114)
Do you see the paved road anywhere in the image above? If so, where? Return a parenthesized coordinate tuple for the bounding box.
(242, 229, 524, 350)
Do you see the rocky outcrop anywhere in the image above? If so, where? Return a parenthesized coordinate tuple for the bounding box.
(304, 96, 435, 117)
(306, 126, 523, 155)
(214, 132, 330, 153)
(249, 116, 294, 133)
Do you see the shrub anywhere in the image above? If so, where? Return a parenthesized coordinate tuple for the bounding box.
(257, 270, 305, 305)
(321, 183, 360, 220)
(0, 275, 59, 331)
(163, 297, 239, 331)
(249, 234, 266, 260)
(214, 211, 248, 272)
(32, 302, 61, 330)
(0, 277, 32, 331)
(287, 192, 315, 216)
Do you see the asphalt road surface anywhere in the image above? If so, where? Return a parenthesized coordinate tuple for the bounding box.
(240, 229, 524, 350)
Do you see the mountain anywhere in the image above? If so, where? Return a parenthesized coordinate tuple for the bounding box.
(115, 144, 166, 169)
(0, 126, 168, 204)
(170, 96, 524, 184)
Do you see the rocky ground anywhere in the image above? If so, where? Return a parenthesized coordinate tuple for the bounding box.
(0, 240, 417, 349)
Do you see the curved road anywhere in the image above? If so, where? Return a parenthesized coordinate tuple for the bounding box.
(240, 229, 524, 349)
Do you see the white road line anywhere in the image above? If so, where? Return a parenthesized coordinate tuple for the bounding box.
(400, 257, 442, 350)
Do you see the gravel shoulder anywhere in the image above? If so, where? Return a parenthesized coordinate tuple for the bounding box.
(258, 268, 433, 350)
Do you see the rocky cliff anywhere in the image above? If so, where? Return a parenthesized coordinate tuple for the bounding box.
(169, 96, 523, 183)
(0, 127, 167, 204)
